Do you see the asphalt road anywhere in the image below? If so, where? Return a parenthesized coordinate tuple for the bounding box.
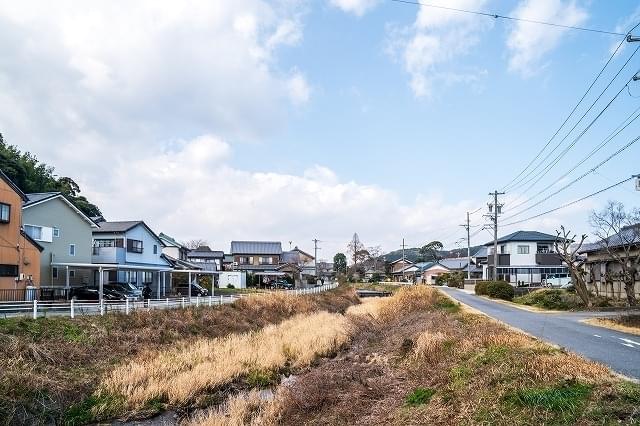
(439, 287, 640, 380)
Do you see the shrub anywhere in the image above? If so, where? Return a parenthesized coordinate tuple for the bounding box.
(227, 284, 235, 289)
(486, 281, 514, 301)
(475, 281, 489, 296)
(514, 289, 575, 310)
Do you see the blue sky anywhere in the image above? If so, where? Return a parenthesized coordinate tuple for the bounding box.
(1, 0, 639, 257)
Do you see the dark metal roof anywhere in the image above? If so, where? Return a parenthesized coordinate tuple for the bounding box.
(230, 241, 282, 255)
(93, 221, 142, 233)
(188, 247, 224, 259)
(23, 192, 60, 206)
(159, 232, 184, 248)
(161, 253, 201, 270)
(0, 169, 28, 201)
(484, 230, 559, 246)
(439, 258, 470, 270)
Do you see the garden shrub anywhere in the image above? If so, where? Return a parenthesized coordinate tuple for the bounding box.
(475, 281, 489, 295)
(486, 281, 514, 301)
(514, 289, 576, 310)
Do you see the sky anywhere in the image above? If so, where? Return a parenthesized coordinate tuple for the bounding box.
(1, 0, 640, 260)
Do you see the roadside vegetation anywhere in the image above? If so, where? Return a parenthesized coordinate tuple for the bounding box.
(586, 314, 640, 336)
(192, 287, 640, 425)
(474, 280, 515, 301)
(0, 286, 358, 425)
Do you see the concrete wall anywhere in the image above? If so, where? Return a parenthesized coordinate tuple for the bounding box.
(22, 197, 94, 287)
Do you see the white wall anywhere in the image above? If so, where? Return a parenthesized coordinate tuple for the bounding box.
(219, 272, 246, 288)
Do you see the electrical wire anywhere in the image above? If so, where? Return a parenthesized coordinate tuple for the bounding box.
(501, 22, 640, 192)
(507, 47, 640, 194)
(505, 105, 640, 213)
(389, 0, 626, 36)
(501, 176, 634, 227)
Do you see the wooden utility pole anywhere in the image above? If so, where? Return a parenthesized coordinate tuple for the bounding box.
(401, 238, 406, 281)
(461, 212, 471, 280)
(312, 238, 319, 278)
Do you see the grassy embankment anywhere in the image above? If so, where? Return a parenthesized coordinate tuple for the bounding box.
(192, 287, 640, 426)
(0, 286, 358, 425)
(513, 288, 630, 311)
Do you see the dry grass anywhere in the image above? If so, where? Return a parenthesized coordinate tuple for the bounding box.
(584, 315, 640, 336)
(189, 390, 282, 426)
(100, 311, 351, 410)
(0, 286, 358, 425)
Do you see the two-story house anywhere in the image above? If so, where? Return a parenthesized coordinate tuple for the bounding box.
(483, 230, 568, 285)
(92, 221, 172, 296)
(0, 170, 42, 293)
(187, 245, 224, 272)
(231, 241, 282, 272)
(22, 192, 97, 288)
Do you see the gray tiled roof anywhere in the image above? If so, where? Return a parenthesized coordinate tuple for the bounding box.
(579, 224, 640, 254)
(159, 232, 183, 248)
(438, 258, 469, 270)
(484, 230, 559, 246)
(472, 246, 488, 257)
(231, 241, 282, 255)
(188, 247, 224, 258)
(94, 221, 143, 233)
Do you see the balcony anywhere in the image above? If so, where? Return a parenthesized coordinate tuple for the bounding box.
(486, 254, 510, 266)
(92, 246, 126, 264)
(535, 253, 563, 266)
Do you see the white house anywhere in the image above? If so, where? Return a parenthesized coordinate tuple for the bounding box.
(483, 230, 569, 285)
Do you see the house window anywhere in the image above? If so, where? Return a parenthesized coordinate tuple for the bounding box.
(238, 256, 253, 265)
(153, 244, 157, 254)
(537, 244, 550, 253)
(52, 267, 58, 279)
(142, 271, 153, 284)
(0, 203, 10, 223)
(69, 244, 76, 256)
(69, 270, 76, 278)
(0, 264, 18, 277)
(259, 256, 273, 265)
(24, 224, 43, 241)
(53, 227, 60, 238)
(500, 245, 506, 254)
(127, 239, 143, 253)
(95, 238, 124, 248)
(517, 245, 530, 255)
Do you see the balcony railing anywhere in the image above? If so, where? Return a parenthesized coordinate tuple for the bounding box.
(92, 246, 126, 264)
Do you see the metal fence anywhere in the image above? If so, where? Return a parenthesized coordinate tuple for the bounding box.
(0, 283, 338, 319)
(0, 287, 69, 302)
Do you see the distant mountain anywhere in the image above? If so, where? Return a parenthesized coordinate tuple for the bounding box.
(382, 245, 483, 263)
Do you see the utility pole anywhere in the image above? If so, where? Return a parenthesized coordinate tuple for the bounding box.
(488, 191, 505, 281)
(460, 212, 471, 280)
(401, 238, 406, 281)
(312, 238, 319, 279)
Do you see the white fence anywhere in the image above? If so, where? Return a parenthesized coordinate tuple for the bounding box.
(0, 282, 338, 320)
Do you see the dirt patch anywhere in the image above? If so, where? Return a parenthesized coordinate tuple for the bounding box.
(583, 315, 640, 336)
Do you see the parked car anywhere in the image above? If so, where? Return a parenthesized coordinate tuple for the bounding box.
(270, 280, 294, 290)
(104, 282, 143, 300)
(176, 282, 209, 297)
(69, 286, 125, 301)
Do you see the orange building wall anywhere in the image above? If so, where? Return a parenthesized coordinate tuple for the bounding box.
(0, 178, 41, 290)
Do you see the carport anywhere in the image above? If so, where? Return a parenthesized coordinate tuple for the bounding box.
(253, 271, 287, 287)
(169, 269, 220, 298)
(50, 262, 173, 301)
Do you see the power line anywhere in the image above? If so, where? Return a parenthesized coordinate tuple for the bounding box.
(506, 105, 640, 213)
(502, 176, 635, 227)
(503, 134, 640, 221)
(506, 46, 640, 194)
(389, 0, 626, 36)
(502, 22, 640, 191)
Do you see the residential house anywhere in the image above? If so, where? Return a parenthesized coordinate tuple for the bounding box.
(0, 170, 43, 292)
(579, 224, 640, 300)
(159, 232, 189, 262)
(22, 192, 98, 287)
(389, 258, 414, 282)
(483, 230, 568, 285)
(420, 258, 482, 284)
(280, 246, 316, 282)
(187, 245, 224, 272)
(92, 221, 172, 296)
(317, 261, 335, 279)
(231, 241, 283, 286)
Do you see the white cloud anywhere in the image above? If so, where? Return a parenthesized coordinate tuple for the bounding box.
(329, 0, 379, 17)
(386, 0, 490, 97)
(287, 70, 312, 105)
(83, 134, 479, 256)
(507, 0, 588, 77)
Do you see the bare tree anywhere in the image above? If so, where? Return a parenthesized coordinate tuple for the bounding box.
(347, 233, 365, 267)
(182, 239, 209, 250)
(368, 245, 382, 270)
(590, 201, 640, 306)
(554, 226, 591, 307)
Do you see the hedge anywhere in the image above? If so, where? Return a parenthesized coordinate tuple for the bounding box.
(475, 281, 514, 300)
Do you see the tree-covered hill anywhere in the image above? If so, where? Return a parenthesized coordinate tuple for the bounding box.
(0, 133, 101, 217)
